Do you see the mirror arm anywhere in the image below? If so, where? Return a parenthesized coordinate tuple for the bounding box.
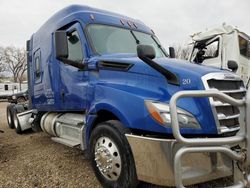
(139, 56, 179, 86)
(58, 57, 87, 70)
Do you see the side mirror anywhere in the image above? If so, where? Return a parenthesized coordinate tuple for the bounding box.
(228, 60, 238, 72)
(169, 47, 176, 58)
(54, 31, 68, 59)
(54, 30, 86, 70)
(137, 45, 156, 60)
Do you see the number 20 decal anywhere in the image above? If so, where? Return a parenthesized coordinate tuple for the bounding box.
(182, 78, 191, 85)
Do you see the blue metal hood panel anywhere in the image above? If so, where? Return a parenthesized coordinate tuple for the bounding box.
(89, 55, 223, 135)
(91, 55, 228, 86)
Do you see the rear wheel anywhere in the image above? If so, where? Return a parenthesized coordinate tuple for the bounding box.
(12, 105, 25, 134)
(13, 111, 21, 134)
(6, 104, 15, 129)
(90, 120, 138, 188)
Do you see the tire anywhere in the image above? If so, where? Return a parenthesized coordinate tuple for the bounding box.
(90, 120, 138, 188)
(6, 104, 15, 129)
(17, 97, 26, 104)
(12, 105, 25, 134)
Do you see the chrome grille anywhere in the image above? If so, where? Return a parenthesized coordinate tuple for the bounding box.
(202, 73, 245, 134)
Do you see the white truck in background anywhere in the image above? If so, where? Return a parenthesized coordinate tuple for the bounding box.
(189, 24, 250, 84)
(0, 82, 28, 100)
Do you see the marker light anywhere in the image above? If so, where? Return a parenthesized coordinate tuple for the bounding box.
(133, 23, 137, 28)
(90, 14, 95, 20)
(127, 21, 132, 27)
(120, 20, 125, 25)
(145, 102, 164, 125)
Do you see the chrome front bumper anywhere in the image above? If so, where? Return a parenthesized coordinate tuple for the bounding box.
(126, 134, 233, 186)
(127, 90, 250, 188)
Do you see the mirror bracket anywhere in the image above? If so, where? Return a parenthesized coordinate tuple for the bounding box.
(58, 57, 87, 70)
(137, 45, 179, 85)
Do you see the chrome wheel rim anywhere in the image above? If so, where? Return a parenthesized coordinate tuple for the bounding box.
(94, 136, 122, 181)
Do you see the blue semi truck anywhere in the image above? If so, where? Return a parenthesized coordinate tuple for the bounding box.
(6, 5, 250, 187)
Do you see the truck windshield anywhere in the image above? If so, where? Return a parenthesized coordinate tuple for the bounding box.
(87, 24, 166, 58)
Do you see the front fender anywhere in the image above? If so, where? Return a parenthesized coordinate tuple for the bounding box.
(88, 101, 131, 127)
(85, 101, 132, 146)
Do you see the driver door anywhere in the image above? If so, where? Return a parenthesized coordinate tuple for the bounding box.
(58, 22, 88, 110)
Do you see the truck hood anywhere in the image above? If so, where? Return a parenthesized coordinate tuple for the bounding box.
(154, 57, 225, 78)
(92, 54, 227, 81)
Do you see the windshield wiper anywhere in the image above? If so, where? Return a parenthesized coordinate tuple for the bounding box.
(151, 36, 168, 57)
(130, 31, 140, 44)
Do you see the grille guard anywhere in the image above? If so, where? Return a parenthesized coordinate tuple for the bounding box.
(170, 90, 249, 188)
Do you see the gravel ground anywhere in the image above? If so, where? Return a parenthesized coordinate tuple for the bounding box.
(0, 101, 247, 188)
(0, 102, 100, 188)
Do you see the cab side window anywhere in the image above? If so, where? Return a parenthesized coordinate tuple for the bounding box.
(193, 38, 219, 64)
(204, 40, 219, 58)
(238, 35, 249, 58)
(67, 30, 83, 62)
(34, 50, 41, 79)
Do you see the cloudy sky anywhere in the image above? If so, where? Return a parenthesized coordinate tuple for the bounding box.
(0, 0, 249, 48)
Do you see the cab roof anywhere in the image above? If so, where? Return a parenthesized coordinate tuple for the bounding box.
(35, 5, 153, 36)
(191, 24, 250, 42)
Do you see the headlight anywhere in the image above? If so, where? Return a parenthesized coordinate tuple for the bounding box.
(145, 100, 200, 129)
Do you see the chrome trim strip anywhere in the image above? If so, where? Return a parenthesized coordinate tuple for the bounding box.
(214, 101, 232, 107)
(220, 126, 240, 133)
(219, 88, 246, 93)
(125, 133, 176, 142)
(218, 113, 240, 120)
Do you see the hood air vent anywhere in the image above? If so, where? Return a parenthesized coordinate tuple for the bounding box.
(98, 61, 133, 71)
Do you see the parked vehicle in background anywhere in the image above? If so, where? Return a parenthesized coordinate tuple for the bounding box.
(7, 90, 28, 104)
(0, 82, 28, 100)
(189, 24, 250, 84)
(5, 5, 250, 188)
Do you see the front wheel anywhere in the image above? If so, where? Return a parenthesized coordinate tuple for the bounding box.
(90, 120, 138, 188)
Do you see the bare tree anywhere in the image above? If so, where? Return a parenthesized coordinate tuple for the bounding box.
(0, 47, 7, 75)
(3, 46, 27, 88)
(173, 44, 192, 60)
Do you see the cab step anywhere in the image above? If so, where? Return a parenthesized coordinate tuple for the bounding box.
(51, 137, 80, 148)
